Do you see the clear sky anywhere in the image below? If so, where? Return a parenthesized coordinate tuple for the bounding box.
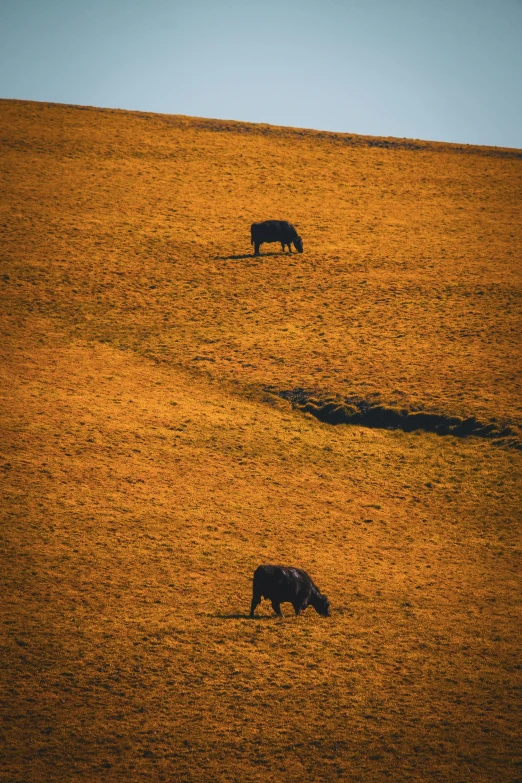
(1, 0, 521, 148)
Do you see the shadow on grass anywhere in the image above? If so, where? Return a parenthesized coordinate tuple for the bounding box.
(215, 612, 274, 621)
(214, 252, 281, 260)
(269, 387, 521, 449)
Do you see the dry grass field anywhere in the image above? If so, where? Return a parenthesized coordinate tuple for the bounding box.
(1, 99, 521, 782)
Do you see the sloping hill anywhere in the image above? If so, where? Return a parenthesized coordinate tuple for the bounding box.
(1, 99, 521, 783)
(2, 99, 521, 437)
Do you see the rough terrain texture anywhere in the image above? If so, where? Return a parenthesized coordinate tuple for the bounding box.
(1, 99, 521, 782)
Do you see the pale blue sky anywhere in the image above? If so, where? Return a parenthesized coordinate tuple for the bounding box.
(1, 0, 521, 148)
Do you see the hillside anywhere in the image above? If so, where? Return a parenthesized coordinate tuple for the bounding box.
(1, 99, 521, 783)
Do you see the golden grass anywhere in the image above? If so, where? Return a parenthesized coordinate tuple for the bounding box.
(1, 99, 521, 782)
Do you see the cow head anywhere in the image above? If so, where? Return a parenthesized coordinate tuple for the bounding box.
(314, 593, 330, 617)
(293, 236, 303, 253)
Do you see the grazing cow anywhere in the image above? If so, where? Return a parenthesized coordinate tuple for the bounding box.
(250, 565, 330, 618)
(251, 220, 303, 256)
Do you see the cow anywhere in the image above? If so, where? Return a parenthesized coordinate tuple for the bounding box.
(249, 565, 330, 618)
(250, 220, 303, 257)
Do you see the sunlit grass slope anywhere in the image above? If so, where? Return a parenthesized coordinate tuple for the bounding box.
(2, 99, 521, 432)
(1, 99, 521, 782)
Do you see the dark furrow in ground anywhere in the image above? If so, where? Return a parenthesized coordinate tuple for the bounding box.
(268, 387, 522, 449)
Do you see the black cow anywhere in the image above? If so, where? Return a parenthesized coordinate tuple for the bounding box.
(250, 565, 330, 618)
(251, 220, 303, 256)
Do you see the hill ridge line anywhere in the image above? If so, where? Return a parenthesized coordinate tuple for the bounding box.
(1, 98, 521, 157)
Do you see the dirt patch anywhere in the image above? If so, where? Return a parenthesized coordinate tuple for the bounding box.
(271, 387, 521, 448)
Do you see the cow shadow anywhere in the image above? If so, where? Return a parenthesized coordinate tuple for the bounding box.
(214, 252, 281, 261)
(214, 612, 274, 621)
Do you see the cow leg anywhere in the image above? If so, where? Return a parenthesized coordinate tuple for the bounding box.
(250, 592, 261, 618)
(294, 594, 308, 616)
(253, 243, 260, 257)
(271, 600, 283, 617)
